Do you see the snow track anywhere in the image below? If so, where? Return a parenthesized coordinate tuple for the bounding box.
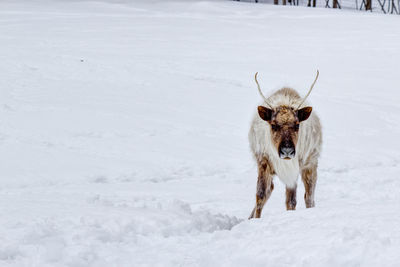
(0, 0, 399, 266)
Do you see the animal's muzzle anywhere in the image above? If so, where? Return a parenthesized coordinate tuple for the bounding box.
(279, 141, 295, 159)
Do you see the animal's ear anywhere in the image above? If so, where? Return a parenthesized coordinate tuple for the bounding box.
(258, 106, 273, 122)
(297, 106, 312, 122)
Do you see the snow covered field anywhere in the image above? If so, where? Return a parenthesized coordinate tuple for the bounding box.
(0, 0, 400, 266)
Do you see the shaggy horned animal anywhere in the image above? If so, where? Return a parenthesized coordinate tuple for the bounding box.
(248, 71, 322, 219)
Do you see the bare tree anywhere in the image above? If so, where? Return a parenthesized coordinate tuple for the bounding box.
(366, 0, 372, 9)
(307, 0, 317, 7)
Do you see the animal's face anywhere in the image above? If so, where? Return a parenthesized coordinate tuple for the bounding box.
(258, 105, 312, 160)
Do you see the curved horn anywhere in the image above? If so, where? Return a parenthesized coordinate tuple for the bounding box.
(254, 72, 273, 109)
(297, 70, 319, 109)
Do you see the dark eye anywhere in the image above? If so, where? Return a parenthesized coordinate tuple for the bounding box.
(294, 124, 299, 131)
(271, 124, 280, 131)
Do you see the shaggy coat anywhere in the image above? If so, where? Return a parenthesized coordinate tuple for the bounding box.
(248, 87, 322, 218)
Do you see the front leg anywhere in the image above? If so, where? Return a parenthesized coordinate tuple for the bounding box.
(249, 157, 274, 219)
(301, 165, 317, 208)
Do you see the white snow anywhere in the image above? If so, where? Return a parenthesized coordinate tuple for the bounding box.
(0, 0, 400, 266)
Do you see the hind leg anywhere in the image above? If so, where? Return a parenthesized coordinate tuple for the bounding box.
(285, 185, 297, 210)
(249, 157, 274, 219)
(301, 165, 317, 208)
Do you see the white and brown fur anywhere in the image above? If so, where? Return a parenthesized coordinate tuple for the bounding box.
(248, 86, 322, 219)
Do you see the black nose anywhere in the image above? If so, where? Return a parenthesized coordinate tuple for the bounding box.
(279, 141, 295, 158)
